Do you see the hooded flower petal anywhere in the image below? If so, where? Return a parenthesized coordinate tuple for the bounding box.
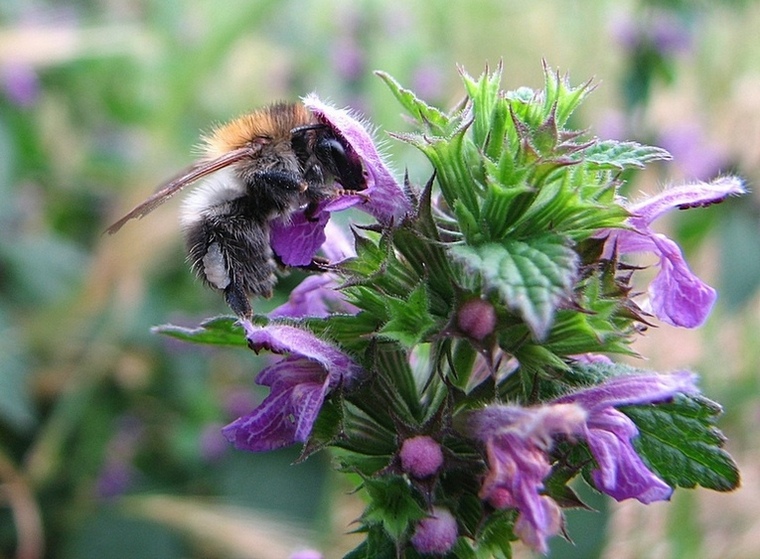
(627, 176, 744, 227)
(604, 176, 744, 327)
(647, 234, 716, 327)
(555, 371, 699, 503)
(554, 370, 698, 411)
(302, 93, 412, 225)
(467, 404, 588, 554)
(223, 323, 364, 451)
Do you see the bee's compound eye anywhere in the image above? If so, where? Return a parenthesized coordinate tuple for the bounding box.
(316, 137, 348, 164)
(315, 136, 365, 191)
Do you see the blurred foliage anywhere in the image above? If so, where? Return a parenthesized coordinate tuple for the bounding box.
(0, 0, 759, 558)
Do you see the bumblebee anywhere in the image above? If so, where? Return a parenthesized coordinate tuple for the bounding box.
(107, 102, 365, 318)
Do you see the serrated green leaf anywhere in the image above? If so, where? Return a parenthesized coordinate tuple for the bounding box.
(623, 395, 740, 492)
(343, 524, 397, 559)
(460, 64, 503, 149)
(392, 225, 455, 309)
(577, 140, 671, 170)
(476, 508, 517, 559)
(378, 284, 437, 348)
(363, 476, 426, 542)
(543, 64, 595, 127)
(152, 316, 247, 347)
(376, 71, 451, 136)
(450, 234, 579, 340)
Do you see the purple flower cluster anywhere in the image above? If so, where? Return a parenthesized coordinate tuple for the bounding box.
(208, 88, 741, 557)
(467, 371, 698, 553)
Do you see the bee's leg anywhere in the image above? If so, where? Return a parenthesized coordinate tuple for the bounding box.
(304, 200, 321, 221)
(224, 281, 253, 320)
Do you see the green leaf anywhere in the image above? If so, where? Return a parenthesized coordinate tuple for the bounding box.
(576, 140, 671, 170)
(378, 284, 438, 348)
(371, 344, 424, 422)
(450, 234, 579, 340)
(362, 476, 426, 542)
(476, 508, 517, 558)
(460, 64, 503, 149)
(343, 524, 398, 559)
(542, 64, 595, 127)
(375, 71, 451, 136)
(152, 316, 248, 347)
(623, 395, 740, 492)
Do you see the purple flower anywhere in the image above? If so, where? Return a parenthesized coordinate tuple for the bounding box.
(467, 404, 588, 553)
(303, 94, 411, 226)
(270, 221, 358, 318)
(610, 10, 692, 56)
(466, 372, 698, 552)
(269, 273, 358, 318)
(555, 371, 699, 503)
(269, 95, 410, 267)
(222, 322, 364, 452)
(95, 415, 144, 499)
(604, 176, 744, 328)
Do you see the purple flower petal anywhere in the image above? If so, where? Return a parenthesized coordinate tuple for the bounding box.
(628, 176, 745, 227)
(584, 408, 673, 503)
(467, 404, 587, 553)
(269, 96, 409, 267)
(224, 323, 364, 451)
(321, 219, 357, 261)
(244, 323, 363, 388)
(270, 211, 329, 267)
(222, 357, 330, 451)
(556, 372, 699, 503)
(554, 371, 698, 411)
(647, 234, 716, 327)
(269, 273, 358, 318)
(303, 93, 411, 226)
(604, 176, 744, 328)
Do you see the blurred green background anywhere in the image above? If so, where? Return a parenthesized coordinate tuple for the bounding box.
(1, 1, 759, 558)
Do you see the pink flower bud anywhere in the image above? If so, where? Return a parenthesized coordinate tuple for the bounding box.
(410, 507, 458, 555)
(399, 435, 444, 478)
(456, 299, 497, 341)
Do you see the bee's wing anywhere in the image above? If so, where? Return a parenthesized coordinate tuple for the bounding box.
(106, 146, 256, 234)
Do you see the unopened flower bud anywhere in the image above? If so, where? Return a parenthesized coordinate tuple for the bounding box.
(456, 298, 497, 341)
(410, 507, 458, 555)
(400, 435, 444, 478)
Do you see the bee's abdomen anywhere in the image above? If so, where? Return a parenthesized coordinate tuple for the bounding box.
(184, 205, 276, 299)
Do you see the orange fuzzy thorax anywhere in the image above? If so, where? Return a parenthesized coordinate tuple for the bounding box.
(201, 103, 315, 158)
